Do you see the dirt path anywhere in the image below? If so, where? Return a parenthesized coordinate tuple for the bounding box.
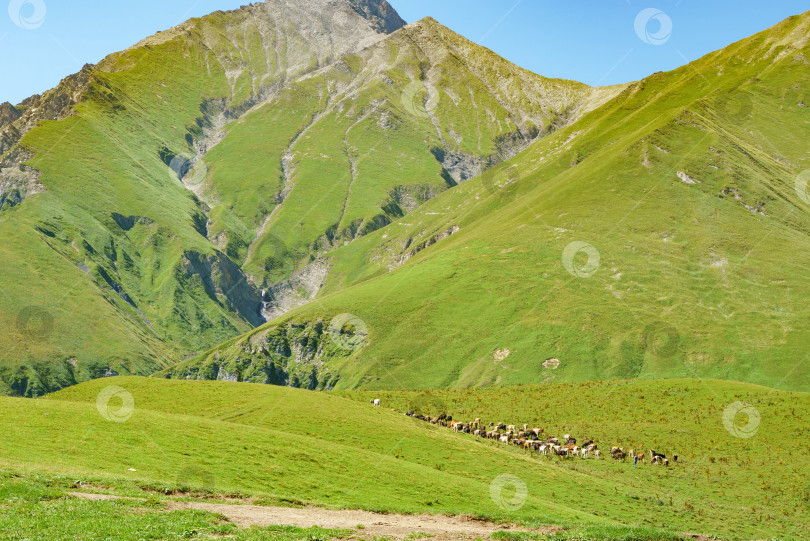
(68, 492, 529, 539)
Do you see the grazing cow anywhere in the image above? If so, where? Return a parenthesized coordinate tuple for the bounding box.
(496, 423, 506, 431)
(672, 454, 678, 463)
(650, 449, 666, 462)
(581, 447, 589, 458)
(554, 447, 569, 457)
(581, 440, 593, 448)
(663, 458, 669, 467)
(594, 450, 601, 459)
(437, 413, 447, 421)
(611, 448, 627, 461)
(406, 410, 414, 416)
(373, 399, 381, 406)
(563, 434, 571, 442)
(500, 435, 510, 444)
(539, 444, 549, 456)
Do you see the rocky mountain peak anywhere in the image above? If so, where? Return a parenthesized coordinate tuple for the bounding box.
(345, 0, 406, 34)
(0, 102, 21, 129)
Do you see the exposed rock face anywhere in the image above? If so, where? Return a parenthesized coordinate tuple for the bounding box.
(0, 64, 94, 156)
(182, 251, 266, 327)
(0, 148, 45, 212)
(261, 259, 331, 321)
(0, 102, 21, 129)
(165, 318, 352, 390)
(347, 0, 406, 33)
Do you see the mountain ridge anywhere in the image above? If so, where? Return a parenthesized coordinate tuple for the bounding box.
(164, 9, 810, 392)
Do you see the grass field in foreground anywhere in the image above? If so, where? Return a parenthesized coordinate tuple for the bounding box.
(0, 471, 349, 540)
(0, 377, 800, 539)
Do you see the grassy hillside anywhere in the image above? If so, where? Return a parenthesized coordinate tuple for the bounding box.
(0, 377, 800, 539)
(170, 11, 810, 392)
(0, 1, 616, 396)
(197, 17, 620, 293)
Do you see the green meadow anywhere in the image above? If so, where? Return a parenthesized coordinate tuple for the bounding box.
(0, 377, 802, 539)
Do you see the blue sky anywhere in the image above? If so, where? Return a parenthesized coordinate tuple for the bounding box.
(1, 0, 808, 105)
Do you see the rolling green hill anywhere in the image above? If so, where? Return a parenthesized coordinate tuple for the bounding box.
(0, 376, 802, 539)
(168, 11, 810, 392)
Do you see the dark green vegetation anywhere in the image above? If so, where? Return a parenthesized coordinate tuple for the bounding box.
(0, 376, 802, 539)
(174, 11, 810, 392)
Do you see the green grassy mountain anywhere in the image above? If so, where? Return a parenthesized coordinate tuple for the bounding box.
(0, 0, 622, 396)
(167, 12, 810, 392)
(0, 376, 804, 539)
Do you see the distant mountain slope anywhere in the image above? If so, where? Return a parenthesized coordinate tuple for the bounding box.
(0, 0, 617, 396)
(197, 17, 623, 313)
(167, 11, 810, 392)
(0, 0, 408, 395)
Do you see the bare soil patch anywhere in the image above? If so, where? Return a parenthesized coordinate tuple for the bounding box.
(67, 491, 552, 539)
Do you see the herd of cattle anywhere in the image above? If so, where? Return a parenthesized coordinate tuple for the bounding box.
(372, 400, 678, 466)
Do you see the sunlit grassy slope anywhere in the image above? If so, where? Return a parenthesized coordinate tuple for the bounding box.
(172, 12, 810, 392)
(0, 2, 613, 396)
(200, 18, 614, 285)
(0, 377, 800, 539)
